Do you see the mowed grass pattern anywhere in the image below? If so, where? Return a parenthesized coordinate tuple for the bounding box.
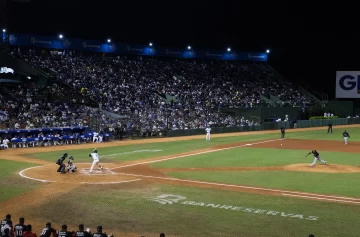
(151, 148, 360, 168)
(26, 184, 360, 237)
(0, 160, 38, 202)
(24, 132, 280, 162)
(2, 125, 360, 237)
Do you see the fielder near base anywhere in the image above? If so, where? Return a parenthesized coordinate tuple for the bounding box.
(342, 130, 350, 145)
(205, 127, 211, 141)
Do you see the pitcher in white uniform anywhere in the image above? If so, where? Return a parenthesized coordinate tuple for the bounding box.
(205, 127, 211, 141)
(89, 149, 104, 173)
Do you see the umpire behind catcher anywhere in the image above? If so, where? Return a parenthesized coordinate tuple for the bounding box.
(56, 153, 68, 174)
(280, 126, 285, 139)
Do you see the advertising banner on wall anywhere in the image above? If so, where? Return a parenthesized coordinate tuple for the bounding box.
(336, 71, 360, 98)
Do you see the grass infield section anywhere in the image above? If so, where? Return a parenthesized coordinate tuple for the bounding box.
(166, 170, 360, 198)
(24, 184, 360, 237)
(150, 148, 360, 169)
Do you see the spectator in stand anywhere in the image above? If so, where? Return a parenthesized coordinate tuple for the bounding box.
(0, 221, 13, 237)
(5, 47, 316, 131)
(1, 215, 12, 230)
(39, 223, 56, 237)
(74, 224, 91, 237)
(23, 225, 37, 237)
(13, 218, 26, 237)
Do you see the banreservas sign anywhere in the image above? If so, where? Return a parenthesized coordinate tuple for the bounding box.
(149, 194, 319, 221)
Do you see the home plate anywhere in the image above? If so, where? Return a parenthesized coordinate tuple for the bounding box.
(246, 144, 252, 146)
(80, 168, 114, 175)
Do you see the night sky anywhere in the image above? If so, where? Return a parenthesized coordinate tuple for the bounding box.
(5, 0, 360, 99)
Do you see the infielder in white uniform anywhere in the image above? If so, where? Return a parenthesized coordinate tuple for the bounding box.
(205, 127, 211, 141)
(89, 149, 103, 173)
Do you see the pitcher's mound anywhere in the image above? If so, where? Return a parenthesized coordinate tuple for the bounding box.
(284, 164, 360, 173)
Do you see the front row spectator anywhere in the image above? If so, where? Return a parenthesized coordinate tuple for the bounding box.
(23, 225, 37, 237)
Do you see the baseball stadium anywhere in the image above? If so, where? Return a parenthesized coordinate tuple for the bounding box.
(1, 2, 360, 237)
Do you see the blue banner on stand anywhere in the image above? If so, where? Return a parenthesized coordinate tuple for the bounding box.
(8, 34, 268, 61)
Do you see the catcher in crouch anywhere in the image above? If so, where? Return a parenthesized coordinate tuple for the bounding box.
(67, 156, 77, 172)
(306, 150, 327, 167)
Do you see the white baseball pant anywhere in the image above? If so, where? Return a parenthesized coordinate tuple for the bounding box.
(310, 157, 327, 167)
(206, 133, 210, 141)
(93, 136, 99, 143)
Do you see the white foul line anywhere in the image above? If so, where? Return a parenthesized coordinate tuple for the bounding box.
(19, 166, 55, 183)
(110, 138, 283, 169)
(81, 179, 141, 185)
(282, 194, 360, 204)
(113, 172, 360, 204)
(100, 150, 162, 158)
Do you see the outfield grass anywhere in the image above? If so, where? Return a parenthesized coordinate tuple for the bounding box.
(23, 132, 281, 162)
(0, 160, 38, 202)
(3, 126, 360, 237)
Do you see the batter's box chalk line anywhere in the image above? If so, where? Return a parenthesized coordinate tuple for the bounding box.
(80, 179, 142, 185)
(80, 168, 115, 175)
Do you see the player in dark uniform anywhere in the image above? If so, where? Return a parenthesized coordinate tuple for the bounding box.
(57, 225, 72, 237)
(327, 123, 333, 133)
(306, 150, 328, 167)
(92, 226, 107, 237)
(39, 223, 56, 237)
(280, 127, 285, 139)
(74, 224, 91, 237)
(343, 130, 350, 145)
(1, 214, 13, 230)
(56, 153, 68, 174)
(13, 218, 26, 237)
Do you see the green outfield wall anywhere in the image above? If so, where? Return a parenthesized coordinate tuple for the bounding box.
(166, 118, 360, 137)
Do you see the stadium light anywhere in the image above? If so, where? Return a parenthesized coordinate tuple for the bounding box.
(107, 39, 111, 43)
(187, 45, 191, 50)
(149, 42, 153, 47)
(227, 47, 231, 52)
(266, 49, 270, 53)
(58, 34, 63, 39)
(2, 29, 5, 33)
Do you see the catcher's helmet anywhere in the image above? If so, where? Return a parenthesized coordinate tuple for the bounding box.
(69, 156, 74, 160)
